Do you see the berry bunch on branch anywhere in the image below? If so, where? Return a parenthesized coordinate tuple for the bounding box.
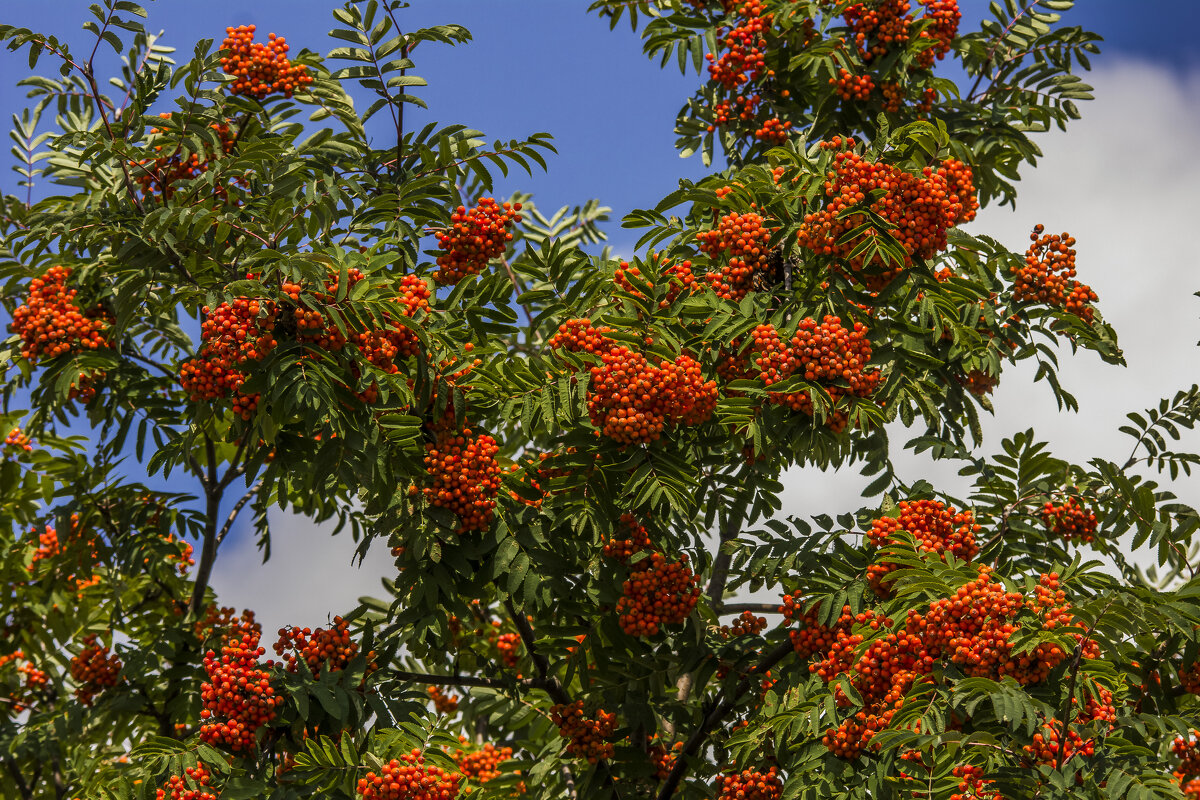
(220, 25, 313, 99)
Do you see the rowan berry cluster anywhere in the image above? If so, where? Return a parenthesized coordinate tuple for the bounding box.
(155, 763, 216, 800)
(495, 632, 522, 668)
(422, 421, 503, 532)
(27, 514, 95, 575)
(949, 764, 1000, 800)
(453, 742, 516, 787)
(720, 610, 768, 637)
(832, 68, 875, 101)
(9, 266, 109, 362)
(747, 316, 881, 432)
(1023, 719, 1094, 768)
(1181, 663, 1200, 696)
(356, 749, 462, 800)
(586, 346, 718, 444)
(1176, 736, 1200, 799)
(1, 653, 49, 713)
(427, 685, 459, 714)
(199, 630, 281, 754)
(614, 258, 697, 307)
(1042, 496, 1098, 544)
(865, 499, 980, 595)
(433, 198, 523, 285)
(549, 701, 618, 763)
(787, 568, 1094, 758)
(69, 634, 121, 706)
(549, 318, 615, 355)
(696, 210, 775, 301)
(843, 0, 959, 67)
(649, 737, 683, 780)
(220, 25, 312, 99)
(797, 143, 976, 289)
(285, 267, 431, 391)
(4, 428, 32, 453)
(273, 616, 364, 674)
(754, 117, 793, 144)
(133, 114, 240, 201)
(1012, 226, 1098, 323)
(713, 766, 783, 800)
(615, 552, 702, 636)
(180, 295, 277, 419)
(194, 605, 261, 646)
(706, 1, 772, 90)
(602, 514, 653, 563)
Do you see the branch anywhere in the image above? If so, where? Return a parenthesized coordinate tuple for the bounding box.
(187, 436, 221, 615)
(719, 602, 779, 615)
(655, 640, 793, 800)
(707, 492, 750, 614)
(393, 670, 510, 689)
(3, 759, 33, 800)
(216, 480, 262, 547)
(504, 598, 570, 706)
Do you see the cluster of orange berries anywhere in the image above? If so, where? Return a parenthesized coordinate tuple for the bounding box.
(832, 68, 875, 101)
(356, 749, 462, 800)
(285, 266, 431, 394)
(427, 685, 459, 714)
(9, 266, 109, 363)
(1175, 735, 1200, 799)
(706, 1, 772, 90)
(220, 25, 312, 99)
(744, 316, 882, 433)
(155, 763, 216, 800)
(1012, 226, 1098, 323)
(614, 258, 697, 308)
(602, 514, 654, 563)
(754, 117, 792, 144)
(69, 634, 122, 706)
(713, 766, 783, 800)
(787, 569, 1094, 758)
(133, 114, 240, 201)
(797, 141, 977, 289)
(0, 652, 49, 713)
(649, 737, 683, 780)
(548, 318, 615, 356)
(843, 0, 959, 67)
(865, 499, 980, 595)
(707, 96, 763, 132)
(720, 610, 768, 638)
(696, 210, 775, 301)
(422, 421, 503, 533)
(199, 630, 281, 754)
(949, 764, 1000, 800)
(615, 552, 702, 636)
(586, 344, 718, 445)
(453, 742, 519, 789)
(273, 616, 365, 674)
(194, 605, 261, 647)
(4, 427, 33, 453)
(1023, 719, 1095, 769)
(1042, 496, 1098, 544)
(180, 295, 277, 419)
(549, 701, 618, 763)
(434, 198, 523, 285)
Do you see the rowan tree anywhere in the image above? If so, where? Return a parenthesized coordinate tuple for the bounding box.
(1, 1, 1199, 799)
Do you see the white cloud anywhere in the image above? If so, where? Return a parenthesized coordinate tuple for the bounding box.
(212, 59, 1200, 627)
(208, 511, 396, 637)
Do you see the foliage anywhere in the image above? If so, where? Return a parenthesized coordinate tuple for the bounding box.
(0, 1, 1198, 799)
